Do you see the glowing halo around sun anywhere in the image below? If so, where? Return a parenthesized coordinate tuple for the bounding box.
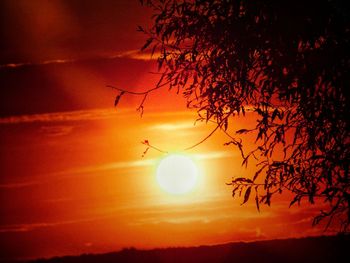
(156, 154, 199, 195)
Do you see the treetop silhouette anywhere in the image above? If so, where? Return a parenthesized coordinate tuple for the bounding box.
(114, 0, 349, 231)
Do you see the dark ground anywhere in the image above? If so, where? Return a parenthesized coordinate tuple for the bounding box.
(3, 235, 350, 263)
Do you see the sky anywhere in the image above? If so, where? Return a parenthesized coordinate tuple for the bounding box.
(0, 0, 329, 261)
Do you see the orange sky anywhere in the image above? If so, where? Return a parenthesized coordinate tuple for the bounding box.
(0, 0, 330, 261)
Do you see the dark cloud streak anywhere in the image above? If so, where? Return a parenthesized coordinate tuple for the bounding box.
(0, 0, 152, 64)
(0, 0, 157, 116)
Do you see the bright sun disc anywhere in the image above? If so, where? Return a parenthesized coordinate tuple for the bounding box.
(156, 154, 198, 194)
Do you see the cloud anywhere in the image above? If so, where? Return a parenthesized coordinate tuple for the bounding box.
(56, 150, 231, 176)
(0, 108, 195, 125)
(109, 49, 158, 61)
(0, 150, 231, 190)
(0, 216, 112, 233)
(122, 50, 160, 61)
(127, 204, 230, 226)
(0, 108, 122, 124)
(51, 150, 230, 179)
(0, 59, 76, 69)
(54, 159, 156, 176)
(0, 181, 41, 189)
(128, 203, 271, 226)
(124, 193, 275, 227)
(150, 122, 197, 131)
(0, 50, 156, 70)
(236, 227, 268, 239)
(193, 151, 234, 161)
(0, 159, 154, 189)
(40, 125, 74, 137)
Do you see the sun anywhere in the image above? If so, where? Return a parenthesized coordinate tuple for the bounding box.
(156, 154, 199, 195)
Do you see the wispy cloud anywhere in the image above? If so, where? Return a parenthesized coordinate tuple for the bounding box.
(48, 151, 230, 182)
(0, 216, 112, 233)
(0, 159, 154, 189)
(0, 108, 195, 125)
(0, 150, 230, 189)
(0, 181, 42, 189)
(123, 50, 160, 61)
(193, 151, 234, 161)
(40, 125, 74, 137)
(128, 200, 272, 226)
(236, 227, 268, 239)
(0, 50, 156, 70)
(55, 151, 231, 177)
(0, 59, 76, 69)
(108, 49, 158, 61)
(54, 159, 156, 176)
(150, 122, 198, 131)
(0, 108, 121, 124)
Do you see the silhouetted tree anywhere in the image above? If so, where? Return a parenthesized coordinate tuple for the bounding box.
(124, 0, 349, 231)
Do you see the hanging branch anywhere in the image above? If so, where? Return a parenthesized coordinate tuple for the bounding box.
(183, 123, 220, 151)
(141, 139, 168, 157)
(107, 85, 161, 116)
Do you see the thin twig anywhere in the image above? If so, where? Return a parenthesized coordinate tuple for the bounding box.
(107, 85, 159, 95)
(142, 140, 168, 154)
(183, 124, 221, 151)
(108, 84, 161, 116)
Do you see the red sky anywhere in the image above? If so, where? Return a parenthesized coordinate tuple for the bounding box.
(0, 0, 330, 261)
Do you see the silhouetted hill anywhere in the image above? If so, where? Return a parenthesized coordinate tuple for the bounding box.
(8, 235, 350, 263)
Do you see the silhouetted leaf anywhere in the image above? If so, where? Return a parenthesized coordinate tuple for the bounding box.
(289, 195, 301, 207)
(253, 166, 265, 181)
(242, 187, 251, 205)
(236, 129, 249, 134)
(137, 25, 144, 32)
(141, 38, 153, 51)
(114, 91, 125, 107)
(255, 195, 260, 212)
(232, 186, 239, 198)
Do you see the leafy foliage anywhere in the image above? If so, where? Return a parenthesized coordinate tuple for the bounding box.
(139, 0, 350, 231)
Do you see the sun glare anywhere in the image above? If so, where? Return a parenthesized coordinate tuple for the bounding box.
(156, 154, 199, 195)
